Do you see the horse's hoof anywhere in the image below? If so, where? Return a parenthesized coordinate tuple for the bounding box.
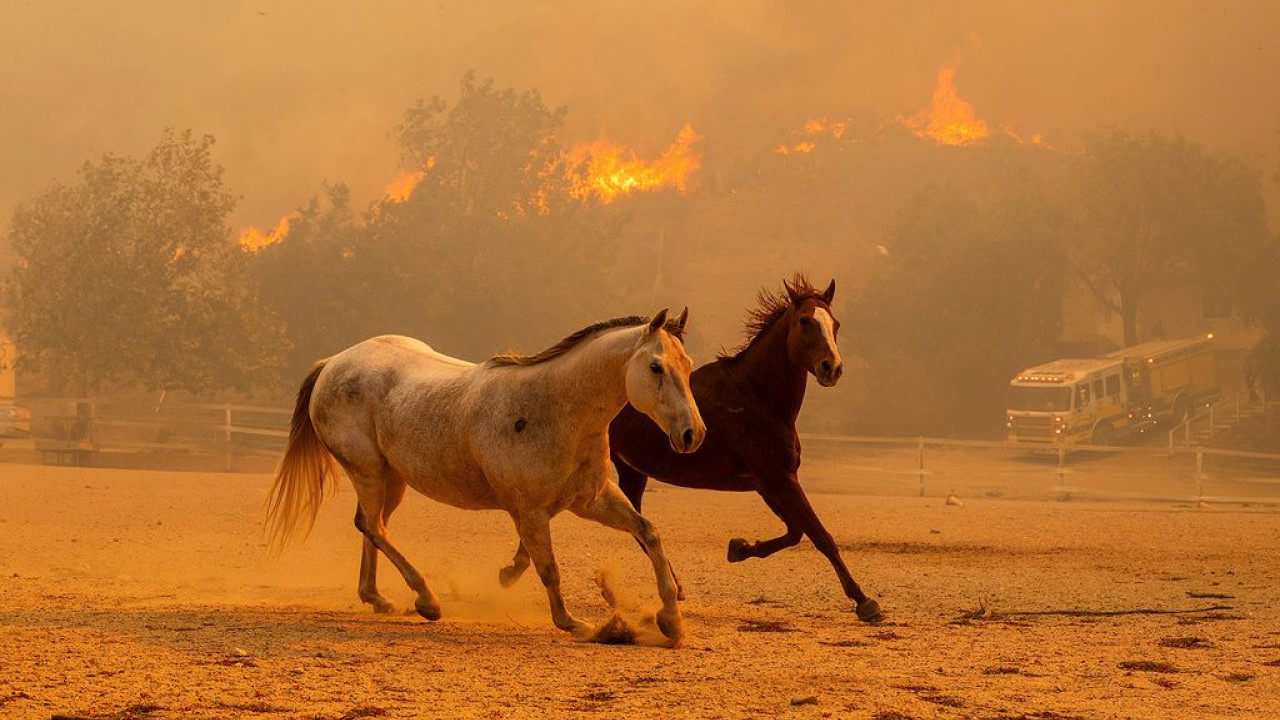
(855, 598, 884, 624)
(656, 609, 684, 644)
(371, 600, 397, 615)
(727, 537, 751, 563)
(416, 602, 443, 621)
(498, 565, 524, 588)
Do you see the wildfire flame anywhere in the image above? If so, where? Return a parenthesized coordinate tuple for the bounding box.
(568, 124, 701, 203)
(238, 212, 299, 253)
(901, 64, 990, 147)
(776, 117, 847, 155)
(385, 170, 427, 203)
(236, 130, 703, 252)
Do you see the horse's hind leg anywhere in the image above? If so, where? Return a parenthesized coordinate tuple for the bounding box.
(356, 478, 407, 613)
(347, 468, 442, 620)
(511, 509, 588, 636)
(572, 482, 683, 643)
(498, 542, 530, 588)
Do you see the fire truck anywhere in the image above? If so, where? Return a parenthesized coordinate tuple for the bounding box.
(1006, 335, 1220, 447)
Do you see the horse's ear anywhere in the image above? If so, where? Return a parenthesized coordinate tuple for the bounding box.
(648, 308, 670, 334)
(674, 307, 689, 331)
(822, 279, 836, 303)
(783, 279, 799, 301)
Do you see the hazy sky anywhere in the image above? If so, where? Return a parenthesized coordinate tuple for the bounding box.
(3, 0, 1278, 232)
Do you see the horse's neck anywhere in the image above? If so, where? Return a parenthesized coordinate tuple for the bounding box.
(733, 316, 808, 421)
(545, 325, 638, 429)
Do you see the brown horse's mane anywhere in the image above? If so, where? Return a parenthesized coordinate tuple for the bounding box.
(719, 273, 826, 359)
(489, 315, 685, 367)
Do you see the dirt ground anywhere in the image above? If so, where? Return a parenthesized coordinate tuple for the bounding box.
(1, 460, 1278, 720)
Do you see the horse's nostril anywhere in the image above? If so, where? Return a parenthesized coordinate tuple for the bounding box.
(820, 360, 832, 374)
(682, 428, 694, 448)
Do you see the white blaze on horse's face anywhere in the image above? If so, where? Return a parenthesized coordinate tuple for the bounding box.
(625, 309, 706, 454)
(788, 282, 844, 388)
(809, 307, 843, 387)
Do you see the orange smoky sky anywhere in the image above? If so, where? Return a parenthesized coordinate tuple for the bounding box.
(1, 0, 1278, 233)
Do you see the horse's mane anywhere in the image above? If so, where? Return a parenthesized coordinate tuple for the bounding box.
(718, 273, 825, 359)
(489, 315, 686, 367)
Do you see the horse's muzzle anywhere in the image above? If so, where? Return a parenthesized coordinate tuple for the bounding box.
(669, 424, 705, 454)
(815, 359, 843, 387)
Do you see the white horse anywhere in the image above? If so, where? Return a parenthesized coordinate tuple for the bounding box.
(265, 309, 706, 643)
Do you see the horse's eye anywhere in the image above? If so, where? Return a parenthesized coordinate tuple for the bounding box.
(799, 316, 813, 327)
(650, 362, 664, 375)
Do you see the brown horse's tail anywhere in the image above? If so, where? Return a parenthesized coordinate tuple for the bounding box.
(264, 361, 339, 552)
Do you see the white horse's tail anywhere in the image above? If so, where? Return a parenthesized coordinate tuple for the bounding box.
(264, 361, 339, 552)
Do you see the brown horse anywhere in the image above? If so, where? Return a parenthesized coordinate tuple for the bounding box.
(609, 275, 881, 622)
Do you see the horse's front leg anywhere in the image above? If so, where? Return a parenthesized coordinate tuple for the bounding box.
(572, 483, 684, 643)
(760, 475, 883, 623)
(727, 487, 804, 563)
(511, 509, 589, 636)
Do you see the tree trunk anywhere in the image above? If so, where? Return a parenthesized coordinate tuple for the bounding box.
(1120, 292, 1139, 348)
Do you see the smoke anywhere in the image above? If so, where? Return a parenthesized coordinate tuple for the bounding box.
(2, 0, 1277, 238)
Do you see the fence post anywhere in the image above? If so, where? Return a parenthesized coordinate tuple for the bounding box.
(917, 438, 926, 497)
(224, 404, 233, 472)
(1057, 444, 1067, 499)
(1195, 449, 1204, 503)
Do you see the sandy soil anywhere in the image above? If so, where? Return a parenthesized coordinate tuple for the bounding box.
(1, 460, 1278, 720)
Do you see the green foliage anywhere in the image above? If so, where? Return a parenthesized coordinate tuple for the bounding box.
(851, 188, 1068, 435)
(5, 129, 288, 395)
(1072, 128, 1269, 345)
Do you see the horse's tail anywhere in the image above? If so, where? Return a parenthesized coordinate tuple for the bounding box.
(264, 361, 339, 552)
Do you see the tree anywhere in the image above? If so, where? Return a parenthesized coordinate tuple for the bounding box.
(5, 129, 287, 395)
(1072, 129, 1270, 346)
(851, 188, 1069, 436)
(254, 73, 626, 370)
(250, 183, 377, 380)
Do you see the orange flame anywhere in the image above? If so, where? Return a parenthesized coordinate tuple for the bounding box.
(776, 116, 847, 154)
(238, 212, 299, 253)
(568, 124, 701, 203)
(385, 170, 426, 203)
(384, 157, 435, 203)
(902, 64, 989, 147)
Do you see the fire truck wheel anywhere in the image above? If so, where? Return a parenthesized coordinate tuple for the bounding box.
(1091, 423, 1115, 447)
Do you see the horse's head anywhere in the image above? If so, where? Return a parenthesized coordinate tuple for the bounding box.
(785, 278, 843, 387)
(625, 308, 706, 454)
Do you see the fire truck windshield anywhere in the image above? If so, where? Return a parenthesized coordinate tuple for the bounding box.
(1008, 386, 1072, 412)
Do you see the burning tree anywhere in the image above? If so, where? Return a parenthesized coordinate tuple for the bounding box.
(5, 129, 287, 396)
(252, 73, 646, 374)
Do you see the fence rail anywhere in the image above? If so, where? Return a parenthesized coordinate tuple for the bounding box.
(796, 433, 1280, 506)
(0, 399, 292, 469)
(3, 401, 1278, 506)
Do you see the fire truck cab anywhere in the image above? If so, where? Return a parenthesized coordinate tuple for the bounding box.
(1007, 335, 1219, 447)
